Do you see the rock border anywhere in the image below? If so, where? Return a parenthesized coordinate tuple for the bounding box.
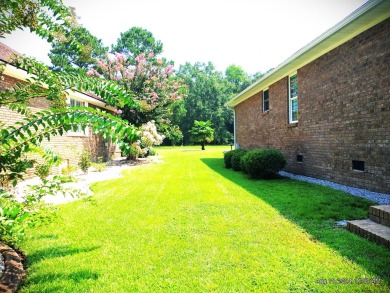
(0, 242, 25, 293)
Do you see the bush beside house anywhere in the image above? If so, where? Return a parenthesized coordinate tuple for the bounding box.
(226, 148, 286, 179)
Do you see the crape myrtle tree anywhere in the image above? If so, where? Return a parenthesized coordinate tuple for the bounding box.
(0, 0, 139, 186)
(189, 120, 214, 150)
(89, 51, 188, 142)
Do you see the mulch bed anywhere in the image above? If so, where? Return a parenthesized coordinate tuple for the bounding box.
(0, 242, 26, 292)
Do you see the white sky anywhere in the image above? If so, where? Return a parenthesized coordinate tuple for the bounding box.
(2, 0, 368, 75)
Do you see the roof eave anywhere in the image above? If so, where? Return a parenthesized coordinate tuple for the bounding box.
(226, 0, 390, 108)
(1, 62, 115, 111)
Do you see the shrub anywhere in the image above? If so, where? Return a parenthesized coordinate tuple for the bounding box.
(241, 149, 286, 179)
(78, 151, 91, 173)
(147, 147, 157, 156)
(35, 163, 51, 180)
(223, 150, 234, 168)
(91, 162, 108, 172)
(61, 165, 78, 176)
(231, 149, 248, 171)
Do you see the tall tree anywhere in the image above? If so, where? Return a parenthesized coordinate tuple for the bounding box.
(49, 26, 108, 72)
(225, 65, 251, 92)
(111, 27, 163, 61)
(177, 62, 231, 144)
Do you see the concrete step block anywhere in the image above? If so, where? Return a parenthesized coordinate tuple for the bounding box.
(347, 219, 390, 249)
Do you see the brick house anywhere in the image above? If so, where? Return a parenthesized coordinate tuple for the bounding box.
(0, 42, 121, 177)
(226, 0, 390, 194)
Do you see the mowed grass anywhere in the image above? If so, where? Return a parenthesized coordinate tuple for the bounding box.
(20, 146, 389, 292)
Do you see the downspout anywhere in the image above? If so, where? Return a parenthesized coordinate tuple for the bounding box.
(233, 109, 237, 149)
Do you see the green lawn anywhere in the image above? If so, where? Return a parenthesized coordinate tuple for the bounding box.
(20, 146, 389, 292)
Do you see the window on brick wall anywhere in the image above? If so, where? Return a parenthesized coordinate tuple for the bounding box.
(289, 74, 298, 123)
(69, 98, 89, 136)
(263, 89, 269, 112)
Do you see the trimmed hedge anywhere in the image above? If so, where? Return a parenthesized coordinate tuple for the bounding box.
(231, 149, 248, 171)
(223, 150, 234, 168)
(241, 149, 286, 179)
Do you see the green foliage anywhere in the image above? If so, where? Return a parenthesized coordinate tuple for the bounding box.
(165, 125, 183, 146)
(35, 163, 51, 180)
(189, 120, 214, 150)
(33, 147, 62, 180)
(126, 142, 143, 160)
(91, 162, 108, 172)
(223, 150, 234, 168)
(0, 0, 77, 42)
(148, 148, 157, 156)
(0, 107, 138, 163)
(241, 149, 287, 179)
(78, 151, 91, 173)
(230, 149, 247, 171)
(176, 62, 267, 145)
(0, 175, 85, 245)
(112, 27, 163, 60)
(49, 26, 108, 72)
(61, 165, 79, 176)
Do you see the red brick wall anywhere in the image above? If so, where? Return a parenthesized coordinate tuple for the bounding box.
(0, 73, 113, 179)
(235, 18, 390, 193)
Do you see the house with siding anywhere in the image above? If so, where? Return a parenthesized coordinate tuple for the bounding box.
(0, 42, 120, 177)
(226, 0, 390, 194)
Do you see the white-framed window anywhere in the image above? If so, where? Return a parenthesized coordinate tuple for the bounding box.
(263, 89, 269, 112)
(68, 98, 89, 136)
(289, 74, 298, 123)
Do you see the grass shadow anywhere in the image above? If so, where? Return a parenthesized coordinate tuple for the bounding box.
(22, 270, 99, 291)
(26, 245, 100, 265)
(201, 157, 390, 284)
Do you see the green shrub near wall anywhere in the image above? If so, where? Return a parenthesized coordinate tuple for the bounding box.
(231, 149, 248, 171)
(223, 150, 234, 168)
(241, 149, 286, 179)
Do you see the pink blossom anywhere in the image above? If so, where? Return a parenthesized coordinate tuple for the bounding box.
(116, 72, 122, 80)
(166, 65, 174, 74)
(125, 71, 135, 79)
(114, 52, 126, 63)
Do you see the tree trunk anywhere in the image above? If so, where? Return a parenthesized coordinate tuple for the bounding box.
(201, 141, 205, 150)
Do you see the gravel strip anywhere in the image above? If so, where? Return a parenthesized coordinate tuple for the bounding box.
(279, 171, 390, 205)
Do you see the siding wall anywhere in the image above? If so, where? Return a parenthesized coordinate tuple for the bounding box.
(235, 18, 390, 193)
